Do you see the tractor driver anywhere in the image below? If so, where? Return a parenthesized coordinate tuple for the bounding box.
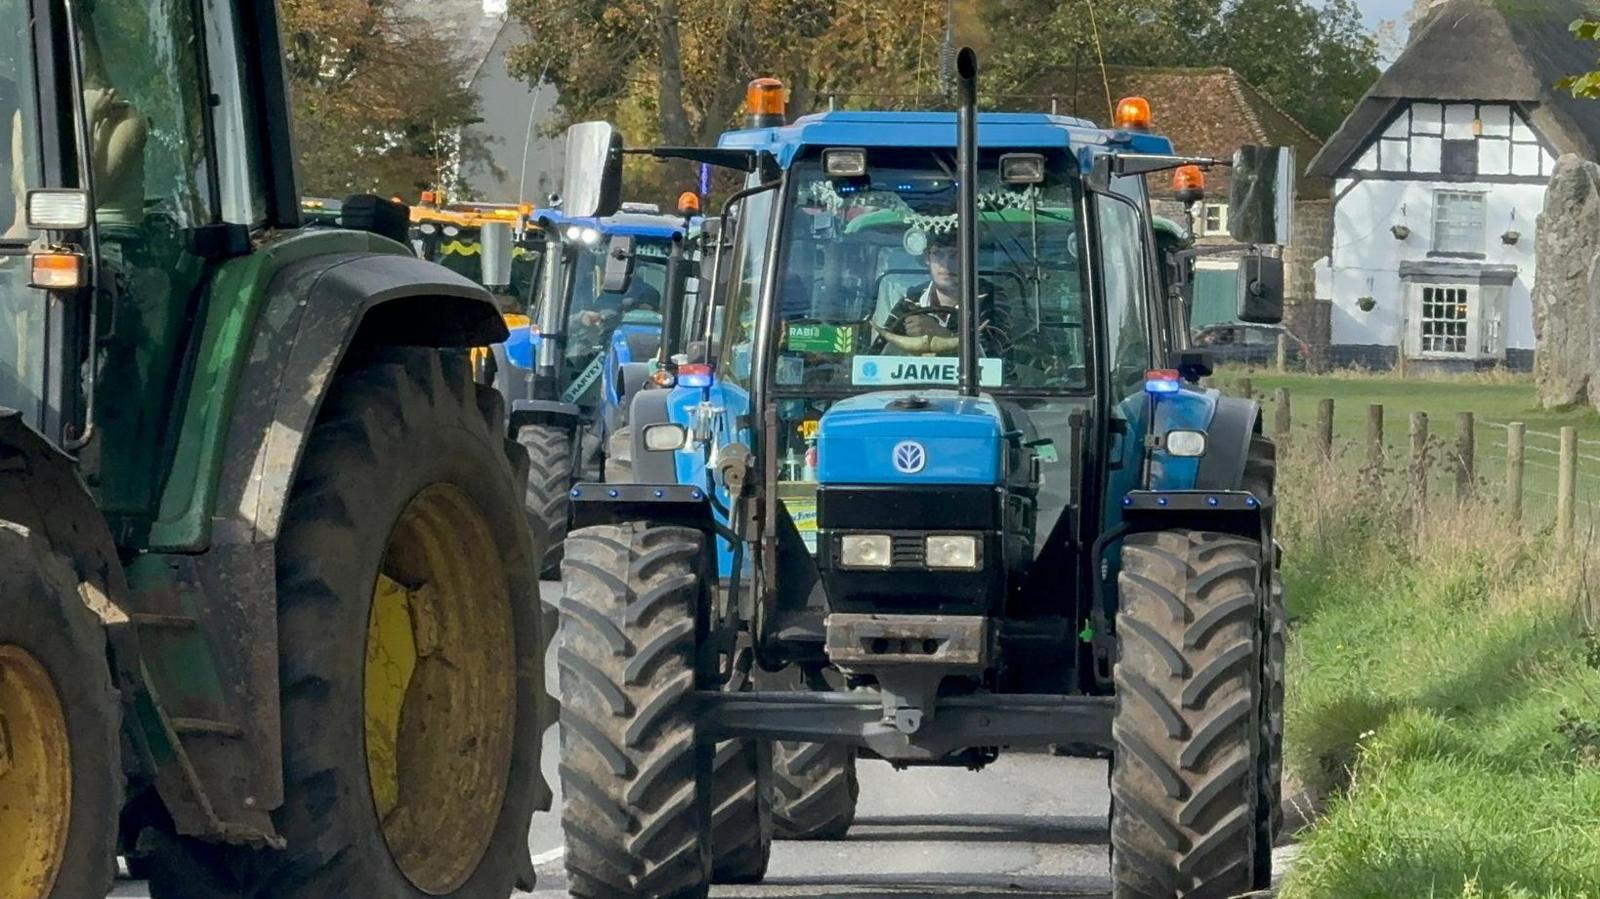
(870, 227, 1012, 357)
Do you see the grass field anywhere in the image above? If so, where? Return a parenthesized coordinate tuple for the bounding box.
(1214, 367, 1600, 530)
(1260, 374, 1600, 898)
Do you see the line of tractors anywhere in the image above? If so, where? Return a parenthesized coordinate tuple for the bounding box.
(2, 2, 1291, 897)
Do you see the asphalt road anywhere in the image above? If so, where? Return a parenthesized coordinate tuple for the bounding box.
(110, 582, 1291, 898)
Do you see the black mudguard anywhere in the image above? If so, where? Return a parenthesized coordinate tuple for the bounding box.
(1195, 395, 1260, 491)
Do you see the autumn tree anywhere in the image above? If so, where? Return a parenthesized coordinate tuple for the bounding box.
(280, 0, 490, 199)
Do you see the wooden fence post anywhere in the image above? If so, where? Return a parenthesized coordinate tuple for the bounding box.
(1455, 412, 1474, 500)
(1367, 404, 1384, 470)
(1238, 377, 1253, 400)
(1410, 412, 1429, 515)
(1558, 426, 1577, 547)
(1273, 388, 1291, 443)
(1276, 333, 1289, 372)
(1506, 422, 1525, 524)
(1316, 398, 1334, 459)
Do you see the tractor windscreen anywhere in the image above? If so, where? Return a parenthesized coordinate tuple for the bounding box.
(758, 150, 1088, 395)
(0, 0, 46, 422)
(540, 234, 673, 403)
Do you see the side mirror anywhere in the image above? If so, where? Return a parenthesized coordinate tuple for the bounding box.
(1170, 349, 1214, 383)
(561, 122, 624, 219)
(1237, 252, 1285, 324)
(479, 221, 514, 289)
(1228, 145, 1295, 246)
(601, 234, 636, 293)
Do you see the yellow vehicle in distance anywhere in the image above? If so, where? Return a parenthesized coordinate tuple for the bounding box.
(410, 191, 544, 305)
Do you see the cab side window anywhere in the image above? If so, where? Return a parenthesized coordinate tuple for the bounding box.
(1097, 196, 1153, 396)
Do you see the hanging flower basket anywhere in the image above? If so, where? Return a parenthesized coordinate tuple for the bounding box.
(1501, 229, 1521, 245)
(1390, 224, 1411, 240)
(1357, 296, 1377, 312)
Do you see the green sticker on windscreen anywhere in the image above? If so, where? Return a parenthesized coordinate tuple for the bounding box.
(787, 323, 854, 354)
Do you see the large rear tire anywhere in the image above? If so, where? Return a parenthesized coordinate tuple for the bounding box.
(240, 347, 546, 898)
(769, 739, 859, 841)
(0, 524, 121, 899)
(518, 423, 574, 579)
(709, 738, 771, 883)
(558, 523, 711, 899)
(1243, 435, 1284, 889)
(1111, 529, 1262, 898)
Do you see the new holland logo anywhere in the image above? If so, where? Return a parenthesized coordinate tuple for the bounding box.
(892, 441, 927, 475)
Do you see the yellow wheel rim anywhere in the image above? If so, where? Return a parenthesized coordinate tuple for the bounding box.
(364, 484, 517, 894)
(0, 645, 72, 899)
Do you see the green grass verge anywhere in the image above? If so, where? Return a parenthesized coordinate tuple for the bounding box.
(1276, 438, 1600, 899)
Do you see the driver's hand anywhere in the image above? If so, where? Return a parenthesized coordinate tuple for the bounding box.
(902, 315, 951, 339)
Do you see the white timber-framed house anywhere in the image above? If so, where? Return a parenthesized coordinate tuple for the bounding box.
(1309, 0, 1600, 371)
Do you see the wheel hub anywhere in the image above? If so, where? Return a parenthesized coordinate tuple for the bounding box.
(363, 485, 516, 895)
(0, 644, 72, 899)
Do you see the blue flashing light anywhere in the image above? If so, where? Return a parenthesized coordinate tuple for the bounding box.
(1207, 496, 1219, 506)
(608, 489, 620, 498)
(1246, 496, 1259, 507)
(1144, 368, 1182, 395)
(1157, 496, 1169, 506)
(677, 363, 715, 389)
(1122, 496, 1133, 507)
(570, 488, 581, 497)
(690, 489, 703, 500)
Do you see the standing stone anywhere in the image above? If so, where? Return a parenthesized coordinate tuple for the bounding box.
(1534, 154, 1600, 409)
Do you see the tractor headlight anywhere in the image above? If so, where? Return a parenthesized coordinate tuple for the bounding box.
(839, 534, 892, 569)
(925, 534, 979, 570)
(1165, 429, 1207, 457)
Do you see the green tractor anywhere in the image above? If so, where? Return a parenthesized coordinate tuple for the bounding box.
(1, 2, 550, 897)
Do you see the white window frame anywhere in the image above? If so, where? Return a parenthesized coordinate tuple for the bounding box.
(1199, 202, 1229, 237)
(1412, 284, 1473, 357)
(1432, 191, 1486, 256)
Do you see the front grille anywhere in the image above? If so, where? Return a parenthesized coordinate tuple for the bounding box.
(891, 535, 924, 567)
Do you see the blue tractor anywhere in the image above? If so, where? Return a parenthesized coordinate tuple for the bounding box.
(552, 50, 1291, 898)
(485, 205, 704, 575)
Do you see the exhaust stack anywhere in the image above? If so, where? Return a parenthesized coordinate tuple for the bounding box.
(956, 47, 980, 398)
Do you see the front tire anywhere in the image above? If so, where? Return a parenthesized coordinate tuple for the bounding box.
(1111, 529, 1263, 898)
(253, 347, 547, 898)
(558, 523, 712, 899)
(518, 423, 575, 579)
(0, 523, 121, 899)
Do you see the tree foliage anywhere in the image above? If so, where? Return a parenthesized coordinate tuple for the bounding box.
(280, 0, 490, 199)
(507, 0, 1380, 199)
(1561, 16, 1600, 99)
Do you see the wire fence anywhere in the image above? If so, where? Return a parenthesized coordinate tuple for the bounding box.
(1231, 381, 1600, 544)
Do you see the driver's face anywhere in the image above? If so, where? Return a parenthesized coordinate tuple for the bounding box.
(927, 245, 959, 296)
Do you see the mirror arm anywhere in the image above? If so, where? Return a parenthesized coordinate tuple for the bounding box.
(628, 147, 760, 173)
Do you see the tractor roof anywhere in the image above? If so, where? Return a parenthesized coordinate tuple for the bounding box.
(718, 110, 1175, 169)
(535, 209, 702, 241)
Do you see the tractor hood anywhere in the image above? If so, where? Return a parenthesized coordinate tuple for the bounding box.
(815, 390, 1005, 485)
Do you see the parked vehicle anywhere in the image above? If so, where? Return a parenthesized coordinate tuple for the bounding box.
(1193, 321, 1309, 365)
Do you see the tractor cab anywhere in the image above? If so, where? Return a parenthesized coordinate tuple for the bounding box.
(484, 201, 704, 575)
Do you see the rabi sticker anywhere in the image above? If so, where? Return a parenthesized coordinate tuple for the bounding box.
(852, 355, 1002, 387)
